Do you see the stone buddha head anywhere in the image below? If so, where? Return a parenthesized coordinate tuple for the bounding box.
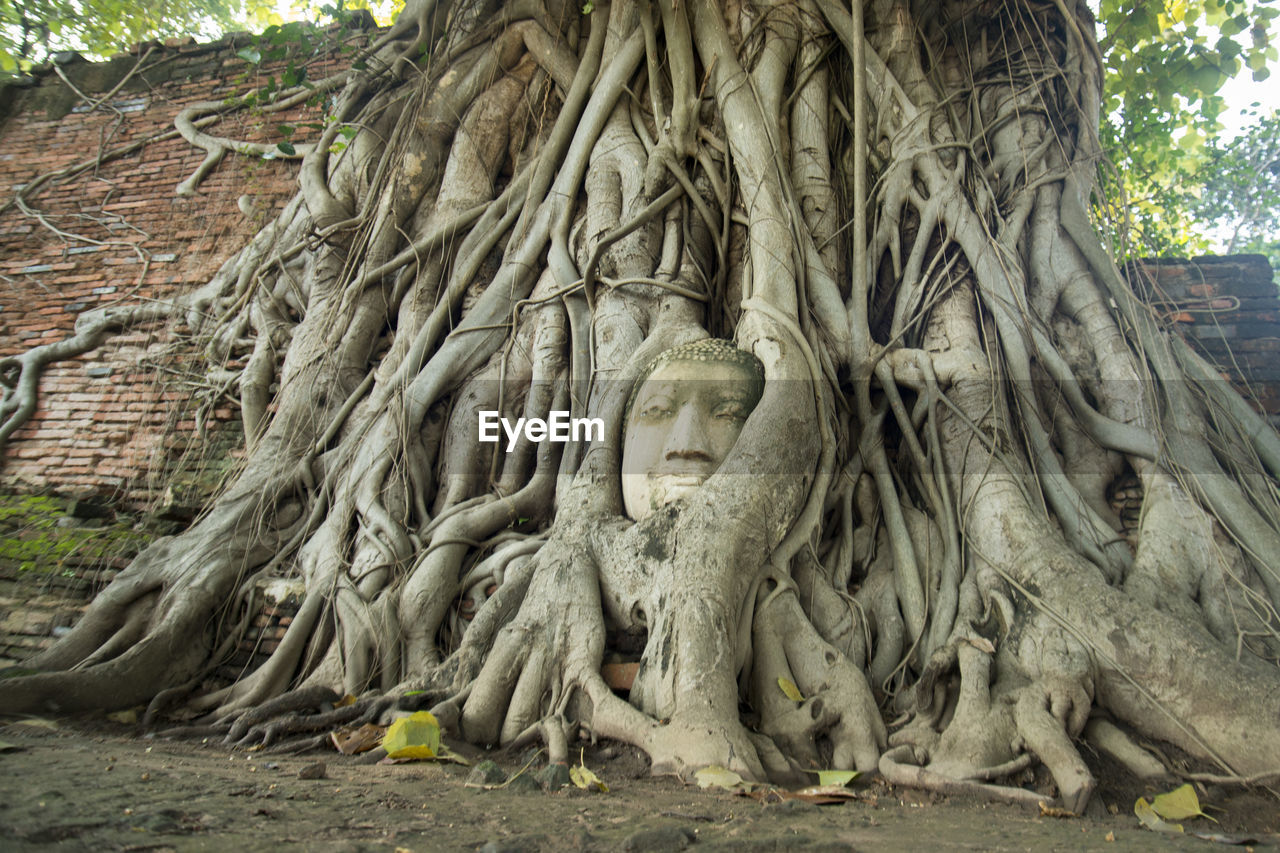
(621, 339, 766, 520)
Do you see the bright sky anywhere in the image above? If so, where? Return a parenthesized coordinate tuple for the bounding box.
(273, 0, 401, 28)
(1218, 70, 1280, 138)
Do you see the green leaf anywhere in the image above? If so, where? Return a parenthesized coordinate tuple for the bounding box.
(569, 749, 608, 792)
(812, 769, 860, 787)
(276, 141, 297, 156)
(695, 765, 749, 790)
(777, 677, 804, 702)
(1135, 797, 1184, 834)
(380, 710, 440, 760)
(338, 125, 358, 139)
(236, 46, 262, 64)
(1151, 784, 1217, 822)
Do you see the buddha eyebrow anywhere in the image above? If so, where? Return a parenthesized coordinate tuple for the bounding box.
(635, 390, 675, 408)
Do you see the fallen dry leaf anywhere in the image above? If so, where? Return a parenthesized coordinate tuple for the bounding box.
(1038, 800, 1079, 818)
(331, 723, 386, 755)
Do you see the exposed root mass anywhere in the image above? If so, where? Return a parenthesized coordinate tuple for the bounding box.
(3, 0, 1280, 813)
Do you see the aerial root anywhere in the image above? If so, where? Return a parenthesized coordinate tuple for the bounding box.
(221, 685, 342, 741)
(149, 687, 397, 754)
(227, 701, 370, 749)
(885, 641, 1098, 811)
(1013, 690, 1095, 814)
(78, 591, 158, 668)
(878, 745, 1048, 807)
(752, 586, 885, 775)
(1082, 718, 1169, 780)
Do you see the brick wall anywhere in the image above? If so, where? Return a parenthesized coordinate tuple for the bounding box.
(1133, 254, 1280, 420)
(0, 25, 374, 511)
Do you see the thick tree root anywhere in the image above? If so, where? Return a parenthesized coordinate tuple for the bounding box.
(2, 0, 1279, 815)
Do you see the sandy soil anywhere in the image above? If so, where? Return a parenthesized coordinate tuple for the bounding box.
(0, 717, 1276, 852)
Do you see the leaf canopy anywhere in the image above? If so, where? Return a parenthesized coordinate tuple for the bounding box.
(1096, 0, 1280, 261)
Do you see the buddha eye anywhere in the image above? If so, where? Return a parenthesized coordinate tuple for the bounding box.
(712, 400, 749, 421)
(638, 396, 674, 419)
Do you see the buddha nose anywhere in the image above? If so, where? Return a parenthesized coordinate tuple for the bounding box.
(663, 402, 713, 461)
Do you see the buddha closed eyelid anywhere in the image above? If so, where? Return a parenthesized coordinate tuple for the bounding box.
(636, 394, 675, 418)
(712, 390, 751, 410)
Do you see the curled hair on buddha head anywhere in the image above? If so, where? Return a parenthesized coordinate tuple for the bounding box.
(624, 338, 766, 423)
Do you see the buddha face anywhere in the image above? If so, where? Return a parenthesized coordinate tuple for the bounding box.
(621, 356, 764, 520)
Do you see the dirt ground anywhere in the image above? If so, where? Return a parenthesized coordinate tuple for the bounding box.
(0, 716, 1276, 852)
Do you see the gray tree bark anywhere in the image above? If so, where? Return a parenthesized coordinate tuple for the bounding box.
(3, 0, 1279, 811)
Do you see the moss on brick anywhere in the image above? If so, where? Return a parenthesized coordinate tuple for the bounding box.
(0, 493, 152, 579)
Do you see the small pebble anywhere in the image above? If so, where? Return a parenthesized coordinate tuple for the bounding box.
(297, 762, 327, 780)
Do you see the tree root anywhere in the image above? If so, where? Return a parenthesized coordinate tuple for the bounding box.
(879, 745, 1049, 808)
(3, 0, 1280, 817)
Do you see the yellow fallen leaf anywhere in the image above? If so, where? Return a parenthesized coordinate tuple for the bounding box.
(777, 677, 804, 702)
(335, 694, 358, 708)
(695, 765, 748, 790)
(812, 769, 859, 787)
(1135, 796, 1183, 834)
(6, 717, 58, 731)
(390, 746, 439, 760)
(1151, 783, 1216, 822)
(106, 709, 137, 725)
(569, 750, 608, 792)
(381, 711, 440, 760)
